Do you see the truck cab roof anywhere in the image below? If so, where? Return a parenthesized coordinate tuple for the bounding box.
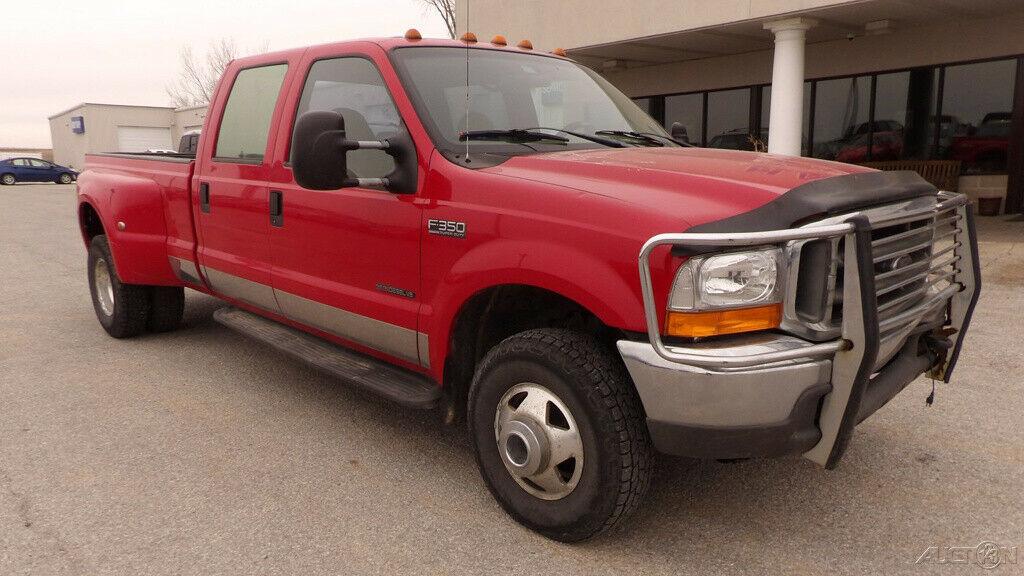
(230, 35, 570, 69)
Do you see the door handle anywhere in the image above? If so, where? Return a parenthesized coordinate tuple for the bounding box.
(269, 190, 283, 227)
(199, 182, 210, 213)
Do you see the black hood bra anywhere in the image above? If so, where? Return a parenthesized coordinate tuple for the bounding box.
(686, 170, 937, 234)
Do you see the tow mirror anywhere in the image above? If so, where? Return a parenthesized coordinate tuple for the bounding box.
(292, 111, 350, 190)
(292, 110, 416, 193)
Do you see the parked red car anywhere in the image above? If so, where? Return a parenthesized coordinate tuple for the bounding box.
(76, 35, 980, 541)
(950, 113, 1011, 173)
(833, 131, 904, 163)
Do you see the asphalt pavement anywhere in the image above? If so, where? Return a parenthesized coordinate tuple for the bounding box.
(2, 183, 1022, 575)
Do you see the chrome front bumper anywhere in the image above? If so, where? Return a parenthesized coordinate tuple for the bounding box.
(622, 192, 980, 466)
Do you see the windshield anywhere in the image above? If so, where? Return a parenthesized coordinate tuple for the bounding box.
(390, 47, 672, 160)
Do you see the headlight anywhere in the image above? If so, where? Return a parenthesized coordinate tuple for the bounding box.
(666, 248, 782, 338)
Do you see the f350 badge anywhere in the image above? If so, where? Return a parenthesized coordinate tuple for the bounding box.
(428, 219, 466, 239)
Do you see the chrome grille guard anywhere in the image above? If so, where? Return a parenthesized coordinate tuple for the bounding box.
(636, 192, 980, 467)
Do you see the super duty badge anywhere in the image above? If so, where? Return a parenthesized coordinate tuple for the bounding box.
(428, 219, 466, 239)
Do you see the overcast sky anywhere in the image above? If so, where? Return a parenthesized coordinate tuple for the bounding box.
(0, 0, 448, 148)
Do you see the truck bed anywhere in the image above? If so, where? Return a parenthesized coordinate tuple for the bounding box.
(87, 151, 196, 163)
(78, 153, 198, 287)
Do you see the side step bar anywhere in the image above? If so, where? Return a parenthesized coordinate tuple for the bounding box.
(213, 307, 442, 409)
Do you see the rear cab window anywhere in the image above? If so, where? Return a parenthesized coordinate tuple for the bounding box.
(214, 64, 289, 163)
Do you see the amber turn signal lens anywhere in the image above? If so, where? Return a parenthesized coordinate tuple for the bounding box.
(665, 304, 782, 338)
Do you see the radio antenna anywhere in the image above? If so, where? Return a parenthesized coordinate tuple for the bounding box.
(463, 0, 471, 162)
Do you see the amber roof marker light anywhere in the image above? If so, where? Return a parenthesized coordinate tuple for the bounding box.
(460, 32, 478, 43)
(491, 34, 507, 46)
(516, 39, 534, 50)
(552, 48, 567, 57)
(404, 29, 422, 41)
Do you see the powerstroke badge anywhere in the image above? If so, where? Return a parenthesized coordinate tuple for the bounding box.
(427, 219, 466, 238)
(375, 283, 415, 299)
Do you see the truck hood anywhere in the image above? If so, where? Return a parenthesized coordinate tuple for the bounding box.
(483, 147, 874, 229)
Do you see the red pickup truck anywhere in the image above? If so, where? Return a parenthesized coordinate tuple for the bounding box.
(76, 34, 980, 541)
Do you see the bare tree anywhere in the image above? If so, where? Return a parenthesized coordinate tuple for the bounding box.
(418, 0, 456, 39)
(167, 39, 266, 108)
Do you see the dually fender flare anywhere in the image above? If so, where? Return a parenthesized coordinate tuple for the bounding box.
(76, 172, 176, 286)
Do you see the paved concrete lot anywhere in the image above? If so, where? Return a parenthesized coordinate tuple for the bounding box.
(2, 183, 1022, 575)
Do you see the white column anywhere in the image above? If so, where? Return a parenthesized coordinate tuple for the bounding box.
(763, 18, 816, 156)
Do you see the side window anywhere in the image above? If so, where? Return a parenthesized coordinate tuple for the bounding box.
(29, 159, 50, 168)
(214, 64, 288, 162)
(13, 159, 29, 166)
(292, 58, 403, 179)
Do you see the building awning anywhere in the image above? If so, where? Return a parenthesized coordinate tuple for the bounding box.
(568, 0, 1018, 72)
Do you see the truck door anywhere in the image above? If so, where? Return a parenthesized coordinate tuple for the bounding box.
(194, 62, 291, 312)
(267, 54, 424, 367)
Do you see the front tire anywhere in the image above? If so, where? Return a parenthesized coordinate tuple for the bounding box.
(58, 173, 74, 184)
(468, 329, 652, 542)
(88, 235, 150, 338)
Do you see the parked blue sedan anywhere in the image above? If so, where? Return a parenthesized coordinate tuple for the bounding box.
(0, 158, 78, 185)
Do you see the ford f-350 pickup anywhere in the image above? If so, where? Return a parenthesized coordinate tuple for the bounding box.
(76, 32, 980, 541)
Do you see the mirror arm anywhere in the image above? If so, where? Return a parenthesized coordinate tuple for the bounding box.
(341, 140, 390, 151)
(343, 177, 390, 188)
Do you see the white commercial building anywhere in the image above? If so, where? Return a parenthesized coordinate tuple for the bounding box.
(48, 104, 207, 170)
(459, 0, 1024, 214)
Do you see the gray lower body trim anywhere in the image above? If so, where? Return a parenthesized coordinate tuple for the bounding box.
(417, 332, 431, 369)
(274, 290, 421, 366)
(168, 256, 202, 285)
(196, 264, 427, 367)
(202, 266, 280, 313)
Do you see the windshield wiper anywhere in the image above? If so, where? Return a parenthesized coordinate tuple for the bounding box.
(521, 127, 625, 148)
(459, 128, 625, 148)
(596, 130, 692, 147)
(459, 129, 570, 144)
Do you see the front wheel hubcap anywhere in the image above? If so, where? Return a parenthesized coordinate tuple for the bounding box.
(495, 383, 584, 500)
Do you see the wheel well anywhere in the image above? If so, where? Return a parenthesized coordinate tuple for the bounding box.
(79, 202, 105, 243)
(443, 285, 623, 419)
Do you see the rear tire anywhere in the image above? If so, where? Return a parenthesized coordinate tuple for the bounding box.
(468, 329, 652, 542)
(1, 173, 15, 185)
(147, 286, 185, 332)
(88, 235, 150, 338)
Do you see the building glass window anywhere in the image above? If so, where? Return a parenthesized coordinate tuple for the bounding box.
(812, 76, 871, 161)
(215, 64, 288, 162)
(706, 88, 750, 150)
(942, 58, 1017, 174)
(871, 69, 936, 162)
(664, 93, 702, 145)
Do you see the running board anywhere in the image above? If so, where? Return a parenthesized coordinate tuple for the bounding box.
(213, 307, 441, 409)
